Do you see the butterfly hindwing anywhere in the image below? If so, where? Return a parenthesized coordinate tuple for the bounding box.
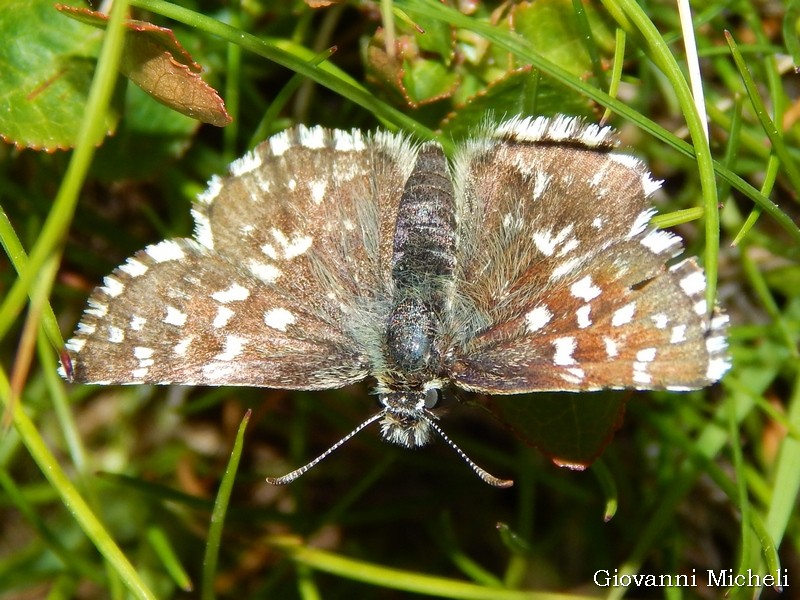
(444, 116, 729, 393)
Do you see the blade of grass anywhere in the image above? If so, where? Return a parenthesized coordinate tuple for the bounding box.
(765, 371, 800, 549)
(600, 28, 626, 124)
(0, 368, 157, 600)
(784, 0, 800, 67)
(201, 409, 252, 600)
(727, 377, 753, 596)
(146, 526, 194, 592)
(725, 32, 800, 197)
(609, 0, 720, 307)
(0, 205, 62, 352)
(402, 0, 797, 247)
(740, 246, 799, 358)
(0, 470, 103, 583)
(0, 0, 130, 347)
(268, 535, 592, 600)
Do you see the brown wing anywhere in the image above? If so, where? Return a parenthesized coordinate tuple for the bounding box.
(444, 116, 729, 393)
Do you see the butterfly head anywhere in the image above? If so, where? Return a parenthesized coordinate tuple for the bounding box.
(377, 386, 441, 448)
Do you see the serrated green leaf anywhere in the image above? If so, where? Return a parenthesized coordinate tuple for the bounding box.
(401, 59, 460, 105)
(0, 0, 118, 150)
(488, 391, 627, 468)
(413, 11, 455, 62)
(511, 0, 599, 77)
(57, 4, 231, 127)
(442, 69, 594, 139)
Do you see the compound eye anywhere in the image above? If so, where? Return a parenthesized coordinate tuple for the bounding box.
(423, 388, 440, 409)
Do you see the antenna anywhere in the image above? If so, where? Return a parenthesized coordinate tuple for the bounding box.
(266, 409, 514, 488)
(423, 415, 514, 488)
(266, 412, 383, 485)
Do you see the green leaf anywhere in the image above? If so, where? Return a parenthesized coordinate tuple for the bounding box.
(487, 392, 627, 468)
(401, 58, 460, 106)
(0, 0, 117, 150)
(57, 4, 231, 127)
(511, 0, 610, 77)
(442, 69, 594, 140)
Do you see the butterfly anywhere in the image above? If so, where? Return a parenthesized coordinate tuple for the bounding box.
(60, 115, 729, 486)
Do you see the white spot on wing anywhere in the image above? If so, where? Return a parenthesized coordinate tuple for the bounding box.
(532, 224, 574, 256)
(66, 338, 86, 353)
(636, 348, 657, 362)
(197, 174, 223, 205)
(108, 326, 125, 343)
(77, 323, 96, 335)
(641, 173, 662, 196)
(532, 171, 551, 200)
(626, 209, 655, 239)
(299, 125, 326, 149)
(550, 257, 581, 281)
(333, 129, 365, 151)
(496, 115, 615, 147)
(576, 305, 592, 329)
(557, 238, 579, 256)
(651, 313, 669, 329)
(570, 275, 601, 301)
(213, 306, 234, 328)
(711, 314, 729, 330)
(214, 335, 248, 361)
(670, 324, 687, 343)
(119, 258, 148, 278)
(192, 208, 214, 250)
(130, 315, 146, 331)
(264, 307, 296, 331)
(248, 260, 281, 283)
(310, 179, 327, 204)
(101, 276, 124, 297)
(229, 150, 262, 176)
(632, 366, 652, 385)
(553, 336, 577, 366)
(134, 347, 154, 359)
(608, 152, 642, 171)
(164, 306, 188, 327)
(525, 305, 552, 333)
(611, 302, 636, 326)
(565, 367, 585, 380)
(640, 229, 680, 255)
(679, 270, 706, 296)
(211, 283, 250, 303)
(174, 336, 193, 356)
(706, 356, 731, 381)
(270, 228, 313, 259)
(269, 131, 292, 156)
(145, 240, 185, 263)
(706, 335, 727, 354)
(603, 336, 619, 358)
(86, 299, 108, 318)
(261, 243, 278, 260)
(693, 299, 708, 315)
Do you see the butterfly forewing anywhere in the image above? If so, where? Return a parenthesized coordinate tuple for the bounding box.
(445, 116, 729, 393)
(63, 127, 420, 387)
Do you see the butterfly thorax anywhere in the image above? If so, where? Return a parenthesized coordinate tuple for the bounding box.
(378, 141, 457, 448)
